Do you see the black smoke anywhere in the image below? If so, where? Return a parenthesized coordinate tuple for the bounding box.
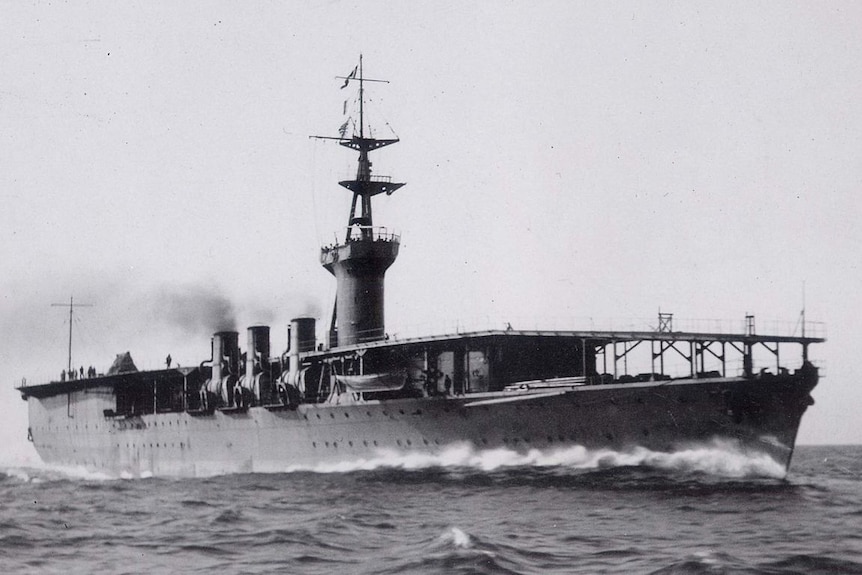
(151, 284, 237, 334)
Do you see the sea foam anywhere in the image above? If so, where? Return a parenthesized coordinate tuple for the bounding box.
(284, 438, 786, 479)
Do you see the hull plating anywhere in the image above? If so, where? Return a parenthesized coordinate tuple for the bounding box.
(27, 374, 815, 477)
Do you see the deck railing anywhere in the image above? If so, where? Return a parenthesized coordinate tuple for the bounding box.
(322, 226, 400, 251)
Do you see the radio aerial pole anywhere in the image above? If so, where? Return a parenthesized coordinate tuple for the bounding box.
(51, 296, 93, 373)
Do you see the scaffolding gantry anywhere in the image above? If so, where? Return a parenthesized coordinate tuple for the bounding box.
(590, 313, 823, 381)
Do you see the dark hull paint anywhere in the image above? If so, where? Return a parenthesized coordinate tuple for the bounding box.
(27, 373, 816, 477)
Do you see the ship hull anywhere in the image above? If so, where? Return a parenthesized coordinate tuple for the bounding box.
(27, 373, 816, 477)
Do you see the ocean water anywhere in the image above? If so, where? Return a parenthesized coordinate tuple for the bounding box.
(2, 444, 861, 574)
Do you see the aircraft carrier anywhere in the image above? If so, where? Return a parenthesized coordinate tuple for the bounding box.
(18, 59, 824, 477)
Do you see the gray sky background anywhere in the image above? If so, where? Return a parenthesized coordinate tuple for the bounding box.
(2, 1, 861, 464)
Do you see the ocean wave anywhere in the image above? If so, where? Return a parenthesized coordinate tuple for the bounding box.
(441, 526, 472, 549)
(0, 446, 857, 575)
(370, 526, 523, 575)
(0, 462, 118, 483)
(0, 440, 785, 482)
(282, 439, 786, 479)
(648, 552, 862, 575)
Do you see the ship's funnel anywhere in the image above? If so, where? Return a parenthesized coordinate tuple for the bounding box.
(246, 326, 270, 377)
(291, 317, 317, 353)
(289, 317, 316, 382)
(211, 331, 240, 383)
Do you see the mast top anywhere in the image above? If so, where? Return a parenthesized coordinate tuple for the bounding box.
(316, 55, 398, 151)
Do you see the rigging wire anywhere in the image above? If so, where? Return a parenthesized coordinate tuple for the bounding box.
(365, 96, 400, 140)
(310, 136, 321, 245)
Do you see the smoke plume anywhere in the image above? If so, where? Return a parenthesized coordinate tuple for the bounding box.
(151, 284, 237, 334)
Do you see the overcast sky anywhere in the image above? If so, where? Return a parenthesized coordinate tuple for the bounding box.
(2, 1, 861, 463)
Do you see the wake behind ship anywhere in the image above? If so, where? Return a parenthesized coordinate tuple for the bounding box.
(17, 59, 824, 478)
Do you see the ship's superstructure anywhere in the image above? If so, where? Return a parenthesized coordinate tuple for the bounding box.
(17, 60, 825, 477)
(320, 55, 404, 347)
